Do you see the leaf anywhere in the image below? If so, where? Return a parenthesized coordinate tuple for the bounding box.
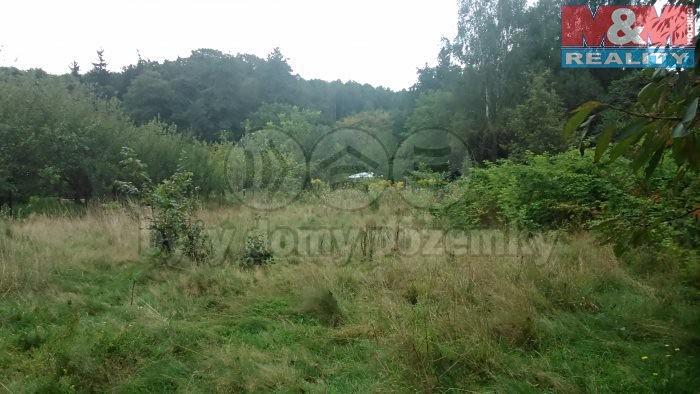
(675, 71, 690, 96)
(564, 101, 603, 138)
(616, 118, 650, 141)
(594, 125, 616, 163)
(579, 114, 597, 130)
(652, 68, 668, 82)
(579, 125, 594, 156)
(681, 97, 699, 125)
(644, 148, 664, 178)
(632, 134, 664, 172)
(638, 83, 661, 107)
(608, 121, 649, 163)
(673, 122, 688, 138)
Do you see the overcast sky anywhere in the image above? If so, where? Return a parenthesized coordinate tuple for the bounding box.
(0, 0, 458, 91)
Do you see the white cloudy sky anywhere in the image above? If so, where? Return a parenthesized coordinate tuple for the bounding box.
(0, 0, 458, 91)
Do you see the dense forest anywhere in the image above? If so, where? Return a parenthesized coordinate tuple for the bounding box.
(0, 0, 653, 204)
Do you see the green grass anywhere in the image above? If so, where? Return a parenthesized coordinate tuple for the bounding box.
(0, 198, 698, 392)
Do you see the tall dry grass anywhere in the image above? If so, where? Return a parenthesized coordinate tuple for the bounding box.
(0, 207, 142, 295)
(1, 192, 695, 392)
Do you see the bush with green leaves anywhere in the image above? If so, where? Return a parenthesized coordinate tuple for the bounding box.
(0, 70, 232, 208)
(440, 151, 621, 231)
(507, 70, 566, 156)
(408, 163, 449, 190)
(148, 171, 211, 263)
(439, 150, 699, 256)
(180, 220, 212, 264)
(112, 147, 152, 199)
(0, 70, 129, 204)
(241, 231, 274, 268)
(225, 141, 306, 199)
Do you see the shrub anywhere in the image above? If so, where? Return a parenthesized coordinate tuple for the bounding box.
(310, 178, 329, 194)
(241, 231, 273, 268)
(113, 147, 152, 200)
(440, 151, 633, 231)
(181, 221, 213, 264)
(148, 171, 212, 263)
(408, 163, 449, 190)
(439, 150, 699, 257)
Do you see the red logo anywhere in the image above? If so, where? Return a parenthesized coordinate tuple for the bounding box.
(562, 5, 695, 47)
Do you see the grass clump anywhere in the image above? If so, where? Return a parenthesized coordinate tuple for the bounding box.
(297, 288, 344, 327)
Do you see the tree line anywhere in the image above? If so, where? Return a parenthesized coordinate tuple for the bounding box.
(0, 0, 697, 211)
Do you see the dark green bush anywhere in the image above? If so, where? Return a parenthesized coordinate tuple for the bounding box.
(148, 171, 212, 263)
(0, 71, 232, 209)
(440, 151, 632, 231)
(439, 150, 699, 257)
(241, 231, 274, 268)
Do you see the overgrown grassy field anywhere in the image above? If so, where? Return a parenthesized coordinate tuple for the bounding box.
(1, 194, 698, 392)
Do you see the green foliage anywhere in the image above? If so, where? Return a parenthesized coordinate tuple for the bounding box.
(0, 70, 237, 207)
(564, 66, 700, 254)
(241, 231, 273, 268)
(440, 150, 699, 255)
(148, 171, 211, 263)
(1, 1, 699, 391)
(128, 121, 187, 184)
(20, 196, 85, 218)
(335, 110, 397, 151)
(113, 49, 401, 140)
(122, 70, 178, 123)
(243, 103, 300, 132)
(83, 49, 117, 98)
(226, 139, 306, 198)
(405, 91, 466, 133)
(441, 151, 622, 231)
(555, 69, 605, 110)
(408, 163, 448, 190)
(180, 220, 213, 264)
(113, 147, 152, 199)
(177, 140, 230, 198)
(405, 0, 632, 165)
(245, 105, 327, 153)
(508, 71, 566, 155)
(568, 68, 700, 177)
(591, 163, 700, 257)
(0, 70, 129, 203)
